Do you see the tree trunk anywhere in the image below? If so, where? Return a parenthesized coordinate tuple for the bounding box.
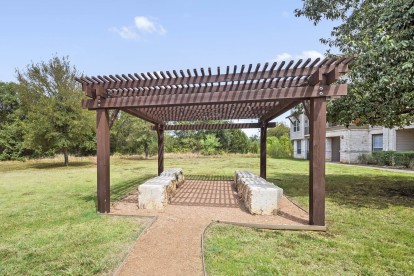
(144, 144, 149, 159)
(63, 148, 69, 166)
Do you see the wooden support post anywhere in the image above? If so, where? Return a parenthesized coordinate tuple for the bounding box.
(96, 109, 110, 213)
(260, 123, 267, 179)
(157, 125, 164, 176)
(309, 97, 327, 225)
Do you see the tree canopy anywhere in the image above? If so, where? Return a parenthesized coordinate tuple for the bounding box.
(16, 56, 95, 165)
(295, 0, 414, 128)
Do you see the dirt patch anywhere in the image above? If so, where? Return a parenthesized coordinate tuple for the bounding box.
(111, 180, 308, 276)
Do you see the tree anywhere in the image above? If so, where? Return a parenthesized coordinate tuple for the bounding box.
(248, 135, 260, 154)
(16, 56, 95, 165)
(0, 82, 29, 160)
(268, 123, 290, 139)
(200, 134, 221, 155)
(295, 0, 414, 128)
(110, 112, 157, 158)
(267, 135, 293, 159)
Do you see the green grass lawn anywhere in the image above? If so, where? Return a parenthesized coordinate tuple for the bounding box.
(0, 156, 157, 275)
(1, 155, 413, 275)
(203, 158, 414, 275)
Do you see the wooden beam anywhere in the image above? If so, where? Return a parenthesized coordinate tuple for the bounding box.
(150, 122, 276, 131)
(96, 109, 110, 213)
(217, 221, 326, 231)
(260, 100, 301, 122)
(309, 97, 326, 226)
(308, 68, 322, 85)
(109, 109, 119, 129)
(157, 125, 164, 176)
(324, 67, 339, 85)
(303, 100, 311, 118)
(83, 84, 348, 110)
(260, 123, 267, 179)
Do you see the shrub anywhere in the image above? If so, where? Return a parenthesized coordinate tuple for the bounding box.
(267, 135, 293, 159)
(358, 153, 376, 165)
(367, 151, 414, 168)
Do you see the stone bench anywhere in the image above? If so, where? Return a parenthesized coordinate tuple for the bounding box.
(234, 170, 283, 215)
(160, 168, 185, 187)
(234, 170, 257, 197)
(138, 176, 177, 209)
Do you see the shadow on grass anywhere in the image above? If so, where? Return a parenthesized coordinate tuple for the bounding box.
(80, 174, 154, 207)
(0, 161, 95, 173)
(28, 161, 95, 170)
(111, 174, 153, 201)
(269, 172, 414, 209)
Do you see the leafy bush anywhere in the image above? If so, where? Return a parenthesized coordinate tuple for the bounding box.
(359, 151, 414, 168)
(357, 153, 376, 165)
(267, 135, 293, 159)
(200, 134, 221, 155)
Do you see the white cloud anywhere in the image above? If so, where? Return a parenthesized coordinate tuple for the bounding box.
(273, 50, 324, 62)
(298, 50, 324, 60)
(110, 16, 166, 40)
(109, 26, 139, 40)
(275, 52, 293, 62)
(134, 16, 166, 35)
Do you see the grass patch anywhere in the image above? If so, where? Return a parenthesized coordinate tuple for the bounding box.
(0, 156, 155, 275)
(1, 155, 413, 275)
(204, 159, 414, 275)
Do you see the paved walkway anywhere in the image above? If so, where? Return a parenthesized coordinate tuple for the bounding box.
(111, 180, 308, 276)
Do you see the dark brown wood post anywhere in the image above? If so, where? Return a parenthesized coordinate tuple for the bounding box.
(309, 97, 327, 225)
(260, 122, 267, 179)
(157, 125, 164, 176)
(96, 109, 110, 213)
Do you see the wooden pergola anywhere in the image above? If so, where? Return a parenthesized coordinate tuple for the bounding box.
(77, 56, 352, 226)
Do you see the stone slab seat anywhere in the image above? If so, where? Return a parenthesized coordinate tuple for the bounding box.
(160, 168, 185, 187)
(234, 170, 257, 197)
(138, 176, 178, 209)
(234, 170, 283, 215)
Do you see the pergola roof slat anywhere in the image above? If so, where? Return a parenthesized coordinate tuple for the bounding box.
(78, 57, 352, 124)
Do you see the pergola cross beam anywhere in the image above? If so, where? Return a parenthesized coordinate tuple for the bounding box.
(151, 122, 277, 131)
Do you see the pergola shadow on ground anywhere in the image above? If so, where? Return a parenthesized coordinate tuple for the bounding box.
(170, 179, 241, 208)
(77, 56, 352, 226)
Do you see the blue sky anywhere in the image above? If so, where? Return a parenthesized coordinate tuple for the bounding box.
(0, 0, 338, 135)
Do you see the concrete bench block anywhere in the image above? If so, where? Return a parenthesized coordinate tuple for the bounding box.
(234, 170, 257, 196)
(161, 168, 185, 187)
(138, 176, 177, 209)
(234, 171, 283, 215)
(244, 179, 283, 215)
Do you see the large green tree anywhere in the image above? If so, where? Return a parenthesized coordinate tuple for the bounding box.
(268, 123, 290, 139)
(295, 0, 414, 128)
(16, 56, 95, 165)
(0, 82, 29, 160)
(110, 112, 157, 158)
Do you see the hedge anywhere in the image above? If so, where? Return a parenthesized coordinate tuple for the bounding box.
(358, 151, 414, 169)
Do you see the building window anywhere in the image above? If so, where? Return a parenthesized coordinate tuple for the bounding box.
(372, 134, 383, 152)
(296, 140, 302, 154)
(293, 120, 300, 132)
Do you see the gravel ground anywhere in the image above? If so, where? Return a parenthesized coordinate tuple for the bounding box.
(111, 180, 308, 276)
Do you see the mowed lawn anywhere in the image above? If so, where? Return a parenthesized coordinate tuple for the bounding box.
(1, 155, 413, 275)
(204, 158, 414, 275)
(0, 156, 158, 275)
